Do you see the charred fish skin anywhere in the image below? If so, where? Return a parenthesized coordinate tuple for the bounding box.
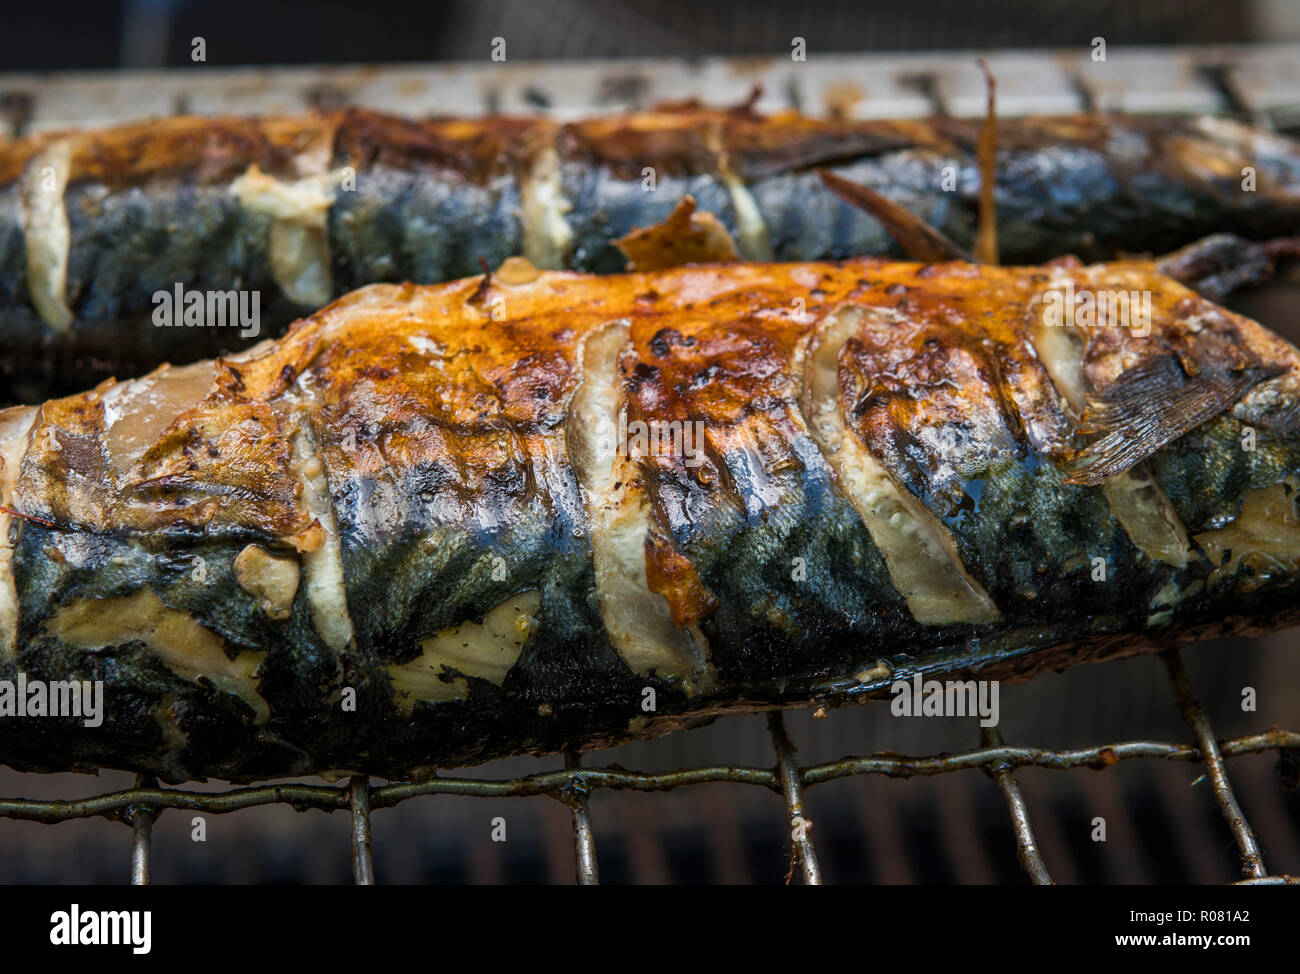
(828, 272, 1158, 624)
(0, 117, 338, 402)
(10, 525, 338, 780)
(3, 110, 1300, 402)
(621, 316, 922, 680)
(307, 316, 645, 697)
(327, 113, 526, 292)
(756, 114, 1300, 265)
(751, 154, 942, 263)
(3, 257, 1300, 783)
(0, 146, 58, 403)
(556, 116, 743, 271)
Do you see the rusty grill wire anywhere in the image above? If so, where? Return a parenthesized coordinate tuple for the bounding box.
(0, 646, 1296, 885)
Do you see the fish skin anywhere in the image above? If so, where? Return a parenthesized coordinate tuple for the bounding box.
(0, 256, 1298, 782)
(1, 109, 1299, 401)
(328, 111, 527, 292)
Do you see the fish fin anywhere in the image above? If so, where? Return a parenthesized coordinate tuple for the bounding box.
(615, 195, 740, 271)
(815, 169, 972, 263)
(729, 84, 764, 120)
(973, 58, 999, 266)
(1065, 354, 1281, 486)
(648, 87, 763, 118)
(1156, 234, 1300, 302)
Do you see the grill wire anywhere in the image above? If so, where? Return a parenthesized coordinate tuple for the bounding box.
(1, 47, 1298, 885)
(1, 647, 1295, 885)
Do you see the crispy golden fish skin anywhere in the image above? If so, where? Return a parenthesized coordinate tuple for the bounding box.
(0, 256, 1298, 783)
(2, 108, 1299, 401)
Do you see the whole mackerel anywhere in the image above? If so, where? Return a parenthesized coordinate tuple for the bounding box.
(0, 255, 1297, 783)
(2, 108, 1299, 400)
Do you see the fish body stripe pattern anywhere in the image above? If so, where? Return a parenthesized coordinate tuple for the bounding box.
(3, 109, 1300, 399)
(0, 257, 1299, 782)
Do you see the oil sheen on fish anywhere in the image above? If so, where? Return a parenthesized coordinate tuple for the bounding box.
(1, 255, 1298, 783)
(2, 108, 1299, 401)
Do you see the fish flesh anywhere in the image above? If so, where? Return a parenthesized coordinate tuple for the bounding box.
(0, 254, 1298, 783)
(2, 108, 1299, 401)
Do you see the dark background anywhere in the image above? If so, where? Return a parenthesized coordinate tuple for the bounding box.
(0, 0, 1289, 72)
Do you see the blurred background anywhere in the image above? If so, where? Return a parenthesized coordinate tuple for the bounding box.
(1, 0, 1299, 70)
(0, 0, 1298, 883)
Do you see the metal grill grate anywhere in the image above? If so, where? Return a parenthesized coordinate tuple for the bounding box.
(2, 43, 1300, 134)
(1, 647, 1295, 885)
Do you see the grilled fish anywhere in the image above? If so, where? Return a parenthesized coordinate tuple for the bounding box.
(0, 255, 1298, 783)
(2, 108, 1299, 401)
